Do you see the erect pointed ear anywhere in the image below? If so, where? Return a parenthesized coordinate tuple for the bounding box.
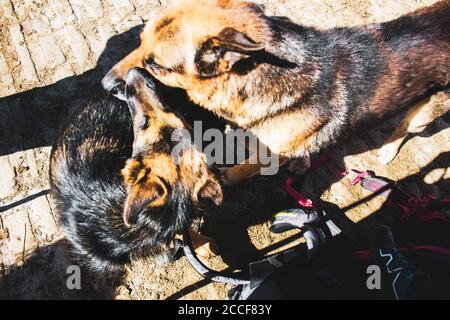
(193, 173, 223, 206)
(217, 27, 265, 53)
(195, 27, 265, 76)
(123, 174, 169, 227)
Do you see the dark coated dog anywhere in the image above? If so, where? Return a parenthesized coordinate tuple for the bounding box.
(50, 69, 222, 271)
(103, 0, 450, 184)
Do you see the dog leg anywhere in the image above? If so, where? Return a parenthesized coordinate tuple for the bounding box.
(220, 154, 288, 186)
(219, 154, 265, 186)
(406, 92, 449, 133)
(378, 92, 450, 164)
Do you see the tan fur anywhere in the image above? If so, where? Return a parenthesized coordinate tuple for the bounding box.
(220, 154, 289, 186)
(104, 1, 328, 184)
(107, 0, 271, 84)
(122, 69, 223, 226)
(105, 0, 450, 184)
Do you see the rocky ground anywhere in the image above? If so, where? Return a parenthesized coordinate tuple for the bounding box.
(0, 0, 448, 299)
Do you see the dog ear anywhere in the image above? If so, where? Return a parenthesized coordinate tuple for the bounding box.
(217, 27, 265, 53)
(196, 27, 264, 76)
(123, 174, 169, 227)
(194, 173, 223, 206)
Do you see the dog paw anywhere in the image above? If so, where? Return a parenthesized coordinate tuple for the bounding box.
(288, 158, 311, 176)
(378, 143, 400, 165)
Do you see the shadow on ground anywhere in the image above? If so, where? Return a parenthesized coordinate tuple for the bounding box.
(170, 151, 450, 299)
(0, 22, 448, 299)
(0, 239, 122, 299)
(0, 25, 145, 156)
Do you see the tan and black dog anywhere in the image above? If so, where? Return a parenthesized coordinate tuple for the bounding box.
(103, 0, 450, 184)
(51, 68, 222, 271)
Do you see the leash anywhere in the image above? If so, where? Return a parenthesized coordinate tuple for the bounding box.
(284, 154, 333, 209)
(341, 169, 450, 225)
(397, 195, 450, 225)
(179, 155, 334, 286)
(181, 153, 450, 286)
(180, 227, 250, 285)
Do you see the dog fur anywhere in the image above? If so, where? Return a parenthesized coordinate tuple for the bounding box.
(103, 0, 450, 184)
(50, 70, 222, 271)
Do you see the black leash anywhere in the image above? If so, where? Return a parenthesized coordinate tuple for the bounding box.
(180, 227, 250, 285)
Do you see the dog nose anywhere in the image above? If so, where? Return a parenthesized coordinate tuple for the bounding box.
(102, 70, 125, 96)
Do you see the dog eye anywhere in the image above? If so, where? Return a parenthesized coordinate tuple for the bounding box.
(145, 57, 173, 73)
(145, 57, 160, 68)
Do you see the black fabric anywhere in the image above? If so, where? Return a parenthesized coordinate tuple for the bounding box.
(229, 237, 374, 300)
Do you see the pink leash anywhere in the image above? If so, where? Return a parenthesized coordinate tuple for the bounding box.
(339, 170, 450, 225)
(285, 160, 450, 264)
(398, 196, 450, 225)
(284, 178, 315, 208)
(284, 155, 450, 226)
(284, 158, 376, 209)
(284, 154, 333, 209)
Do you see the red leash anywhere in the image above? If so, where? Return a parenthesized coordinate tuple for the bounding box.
(284, 154, 333, 209)
(284, 178, 315, 208)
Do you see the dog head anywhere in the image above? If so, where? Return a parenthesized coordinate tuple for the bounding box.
(122, 67, 223, 236)
(102, 0, 270, 97)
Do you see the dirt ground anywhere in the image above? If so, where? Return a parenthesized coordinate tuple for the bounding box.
(0, 0, 449, 300)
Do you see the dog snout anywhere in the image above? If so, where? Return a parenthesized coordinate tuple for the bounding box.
(126, 68, 158, 95)
(126, 67, 156, 85)
(125, 68, 145, 100)
(126, 67, 146, 85)
(102, 70, 126, 98)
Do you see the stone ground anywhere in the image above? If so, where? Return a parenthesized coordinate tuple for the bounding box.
(0, 0, 449, 299)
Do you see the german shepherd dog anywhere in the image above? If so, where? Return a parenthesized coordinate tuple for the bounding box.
(102, 0, 450, 185)
(50, 68, 222, 271)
